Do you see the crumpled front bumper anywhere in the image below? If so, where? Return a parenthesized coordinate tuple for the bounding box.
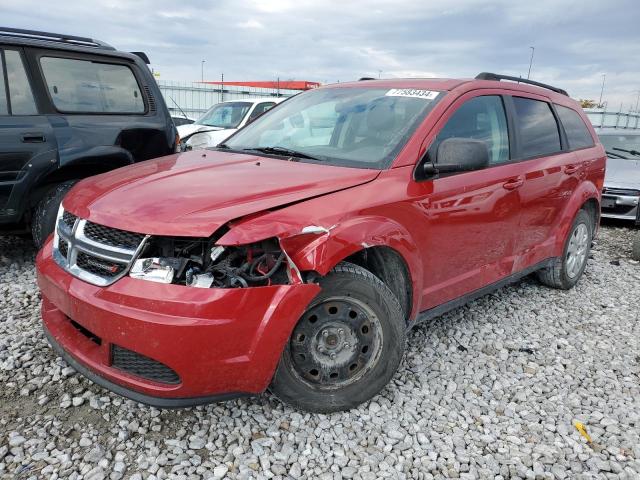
(36, 240, 320, 407)
(601, 187, 640, 223)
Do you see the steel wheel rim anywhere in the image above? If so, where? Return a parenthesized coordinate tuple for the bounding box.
(287, 296, 383, 390)
(566, 222, 589, 279)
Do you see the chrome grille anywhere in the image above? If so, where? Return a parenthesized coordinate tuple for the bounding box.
(53, 209, 148, 286)
(84, 221, 145, 250)
(603, 187, 640, 196)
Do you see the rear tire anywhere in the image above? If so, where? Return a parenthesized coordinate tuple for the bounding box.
(270, 262, 406, 413)
(31, 181, 76, 249)
(537, 209, 592, 290)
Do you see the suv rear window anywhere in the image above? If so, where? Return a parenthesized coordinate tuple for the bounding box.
(512, 97, 561, 158)
(40, 57, 144, 113)
(556, 105, 594, 149)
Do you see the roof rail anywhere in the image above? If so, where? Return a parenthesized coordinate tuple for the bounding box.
(0, 27, 114, 50)
(475, 72, 568, 96)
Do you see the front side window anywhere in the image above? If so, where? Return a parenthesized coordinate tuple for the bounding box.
(40, 57, 144, 113)
(248, 102, 276, 122)
(432, 95, 509, 165)
(556, 105, 594, 150)
(513, 97, 561, 158)
(225, 87, 441, 169)
(4, 50, 37, 115)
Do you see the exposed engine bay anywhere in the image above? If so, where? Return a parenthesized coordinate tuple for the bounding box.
(131, 237, 290, 288)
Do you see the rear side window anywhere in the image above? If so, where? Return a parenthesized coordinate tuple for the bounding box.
(0, 53, 7, 114)
(512, 97, 561, 158)
(433, 95, 510, 165)
(40, 57, 144, 113)
(4, 50, 37, 115)
(556, 105, 594, 149)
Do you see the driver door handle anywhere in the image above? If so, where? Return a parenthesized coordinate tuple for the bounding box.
(503, 177, 524, 190)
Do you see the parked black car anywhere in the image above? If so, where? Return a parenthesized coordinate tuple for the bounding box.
(0, 27, 178, 246)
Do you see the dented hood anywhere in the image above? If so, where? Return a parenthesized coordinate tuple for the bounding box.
(64, 150, 380, 237)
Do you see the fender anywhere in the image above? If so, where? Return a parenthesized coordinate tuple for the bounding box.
(218, 215, 425, 319)
(58, 145, 134, 169)
(552, 179, 600, 256)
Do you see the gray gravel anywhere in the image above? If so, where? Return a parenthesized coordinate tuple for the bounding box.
(1, 223, 639, 480)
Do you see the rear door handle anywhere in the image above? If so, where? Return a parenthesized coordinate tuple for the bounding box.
(564, 164, 579, 174)
(21, 132, 46, 143)
(503, 177, 524, 190)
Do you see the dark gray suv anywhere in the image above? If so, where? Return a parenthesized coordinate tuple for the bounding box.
(0, 27, 178, 246)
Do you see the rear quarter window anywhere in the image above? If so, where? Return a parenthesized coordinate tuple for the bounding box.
(40, 57, 145, 114)
(556, 105, 594, 149)
(512, 97, 561, 158)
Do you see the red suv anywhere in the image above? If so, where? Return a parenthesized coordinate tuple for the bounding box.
(36, 73, 605, 412)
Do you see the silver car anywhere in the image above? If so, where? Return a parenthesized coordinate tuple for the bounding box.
(597, 129, 640, 224)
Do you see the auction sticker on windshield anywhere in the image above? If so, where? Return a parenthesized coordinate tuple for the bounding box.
(385, 89, 440, 100)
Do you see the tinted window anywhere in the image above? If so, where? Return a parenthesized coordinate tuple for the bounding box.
(433, 95, 509, 165)
(512, 97, 561, 158)
(248, 102, 276, 121)
(0, 53, 7, 115)
(5, 50, 37, 115)
(556, 105, 594, 149)
(40, 57, 144, 113)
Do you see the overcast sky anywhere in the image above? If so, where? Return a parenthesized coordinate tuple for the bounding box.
(3, 0, 639, 110)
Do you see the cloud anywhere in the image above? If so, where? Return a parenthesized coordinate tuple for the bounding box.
(1, 0, 638, 110)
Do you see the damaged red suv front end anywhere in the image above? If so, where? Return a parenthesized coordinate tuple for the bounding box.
(37, 77, 604, 412)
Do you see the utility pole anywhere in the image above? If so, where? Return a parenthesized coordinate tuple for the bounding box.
(634, 90, 640, 113)
(378, 70, 382, 79)
(527, 46, 535, 79)
(201, 60, 205, 82)
(598, 74, 606, 108)
(220, 73, 224, 102)
(277, 77, 280, 97)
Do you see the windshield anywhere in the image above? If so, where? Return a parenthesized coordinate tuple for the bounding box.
(224, 87, 441, 169)
(599, 134, 640, 159)
(196, 102, 252, 128)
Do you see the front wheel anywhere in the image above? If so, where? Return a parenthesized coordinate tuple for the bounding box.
(270, 262, 406, 413)
(31, 181, 76, 249)
(537, 209, 592, 290)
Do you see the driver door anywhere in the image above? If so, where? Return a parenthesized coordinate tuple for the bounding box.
(410, 93, 524, 310)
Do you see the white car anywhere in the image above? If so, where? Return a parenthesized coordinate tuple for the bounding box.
(177, 98, 285, 149)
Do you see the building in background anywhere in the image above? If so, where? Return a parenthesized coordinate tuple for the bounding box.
(158, 80, 319, 120)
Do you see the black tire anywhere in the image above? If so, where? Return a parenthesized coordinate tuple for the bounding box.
(632, 235, 640, 261)
(31, 181, 76, 249)
(270, 262, 406, 413)
(536, 209, 592, 290)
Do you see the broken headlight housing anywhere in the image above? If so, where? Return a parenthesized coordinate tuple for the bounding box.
(129, 236, 289, 288)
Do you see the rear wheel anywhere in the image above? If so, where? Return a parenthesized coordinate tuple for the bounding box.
(537, 209, 592, 290)
(270, 262, 406, 412)
(31, 181, 76, 249)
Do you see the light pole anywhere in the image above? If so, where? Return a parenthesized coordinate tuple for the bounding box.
(598, 74, 606, 108)
(201, 60, 205, 82)
(527, 46, 535, 79)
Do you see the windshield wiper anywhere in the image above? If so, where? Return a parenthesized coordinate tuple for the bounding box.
(242, 146, 321, 160)
(605, 150, 627, 159)
(613, 147, 640, 157)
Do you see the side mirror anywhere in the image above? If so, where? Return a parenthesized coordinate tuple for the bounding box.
(423, 138, 490, 177)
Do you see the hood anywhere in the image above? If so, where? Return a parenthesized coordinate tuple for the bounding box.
(176, 123, 203, 138)
(604, 157, 640, 190)
(64, 150, 380, 237)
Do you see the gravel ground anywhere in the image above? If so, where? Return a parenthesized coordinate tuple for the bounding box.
(1, 223, 639, 480)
